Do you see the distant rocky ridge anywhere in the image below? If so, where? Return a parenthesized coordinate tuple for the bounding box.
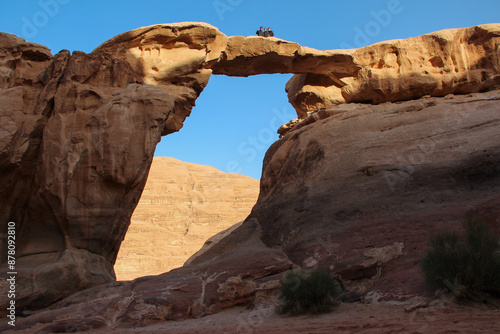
(0, 22, 500, 331)
(115, 157, 259, 281)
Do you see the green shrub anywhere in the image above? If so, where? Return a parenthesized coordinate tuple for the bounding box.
(421, 217, 500, 301)
(279, 269, 340, 315)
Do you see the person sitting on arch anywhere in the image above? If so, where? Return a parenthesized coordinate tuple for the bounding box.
(256, 27, 264, 36)
(268, 27, 274, 37)
(263, 28, 269, 37)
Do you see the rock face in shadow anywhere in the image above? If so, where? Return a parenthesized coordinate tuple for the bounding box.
(3, 219, 292, 333)
(251, 89, 500, 301)
(1, 21, 500, 319)
(115, 157, 259, 281)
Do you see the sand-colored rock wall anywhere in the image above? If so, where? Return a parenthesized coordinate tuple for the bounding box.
(3, 89, 499, 334)
(114, 157, 259, 281)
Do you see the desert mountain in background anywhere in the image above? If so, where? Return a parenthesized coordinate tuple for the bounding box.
(115, 157, 259, 281)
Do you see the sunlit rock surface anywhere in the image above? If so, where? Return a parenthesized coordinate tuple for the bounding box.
(286, 24, 500, 116)
(115, 157, 259, 281)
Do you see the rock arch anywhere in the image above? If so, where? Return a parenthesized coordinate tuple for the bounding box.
(1, 22, 500, 311)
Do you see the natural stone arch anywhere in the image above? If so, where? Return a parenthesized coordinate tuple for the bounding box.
(93, 22, 500, 122)
(1, 22, 500, 312)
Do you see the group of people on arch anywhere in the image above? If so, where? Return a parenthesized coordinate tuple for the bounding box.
(256, 27, 274, 37)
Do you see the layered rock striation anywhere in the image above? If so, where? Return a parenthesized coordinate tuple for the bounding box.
(0, 32, 174, 310)
(1, 21, 500, 320)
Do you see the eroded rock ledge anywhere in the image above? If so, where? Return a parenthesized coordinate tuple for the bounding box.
(286, 24, 500, 117)
(1, 22, 500, 318)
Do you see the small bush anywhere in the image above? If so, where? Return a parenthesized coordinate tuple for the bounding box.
(421, 217, 500, 301)
(279, 269, 340, 315)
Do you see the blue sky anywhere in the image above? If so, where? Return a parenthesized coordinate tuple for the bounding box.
(1, 0, 499, 179)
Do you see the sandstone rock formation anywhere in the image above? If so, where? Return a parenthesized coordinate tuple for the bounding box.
(4, 219, 293, 332)
(115, 157, 259, 281)
(0, 23, 226, 311)
(3, 89, 499, 334)
(93, 22, 500, 121)
(92, 22, 227, 135)
(252, 89, 500, 300)
(286, 24, 500, 117)
(0, 34, 176, 311)
(1, 21, 500, 319)
(211, 36, 358, 77)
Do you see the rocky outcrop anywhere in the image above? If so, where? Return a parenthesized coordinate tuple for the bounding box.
(0, 31, 175, 310)
(92, 22, 227, 135)
(1, 21, 500, 318)
(286, 24, 500, 116)
(252, 89, 500, 300)
(115, 157, 259, 281)
(4, 219, 292, 333)
(96, 23, 500, 120)
(0, 23, 227, 311)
